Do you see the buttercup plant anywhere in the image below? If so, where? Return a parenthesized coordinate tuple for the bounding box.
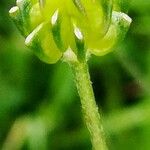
(9, 0, 131, 149)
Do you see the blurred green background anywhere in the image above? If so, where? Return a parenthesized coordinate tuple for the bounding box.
(0, 0, 150, 150)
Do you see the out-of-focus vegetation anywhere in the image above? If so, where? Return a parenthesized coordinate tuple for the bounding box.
(0, 0, 150, 150)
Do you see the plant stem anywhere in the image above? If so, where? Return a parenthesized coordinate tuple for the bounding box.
(70, 60, 107, 150)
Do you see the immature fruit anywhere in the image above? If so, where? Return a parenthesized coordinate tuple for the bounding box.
(9, 0, 131, 63)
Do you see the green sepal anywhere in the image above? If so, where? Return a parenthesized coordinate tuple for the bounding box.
(29, 3, 43, 31)
(25, 23, 62, 64)
(73, 25, 86, 61)
(16, 0, 32, 36)
(9, 6, 25, 36)
(10, 1, 43, 37)
(51, 10, 64, 51)
(89, 11, 132, 56)
(101, 0, 113, 34)
(112, 11, 132, 42)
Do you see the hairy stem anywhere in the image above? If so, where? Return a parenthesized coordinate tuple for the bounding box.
(70, 60, 107, 150)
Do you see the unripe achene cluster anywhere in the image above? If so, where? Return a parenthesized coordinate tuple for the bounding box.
(9, 0, 131, 63)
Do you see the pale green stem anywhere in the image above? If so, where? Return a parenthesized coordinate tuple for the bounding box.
(69, 60, 107, 150)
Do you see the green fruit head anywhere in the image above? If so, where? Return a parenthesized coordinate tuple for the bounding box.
(9, 0, 131, 63)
